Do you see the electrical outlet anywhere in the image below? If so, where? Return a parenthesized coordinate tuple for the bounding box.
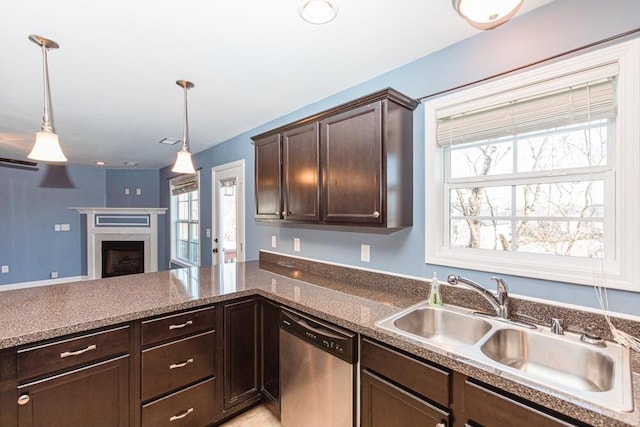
(50, 271, 58, 279)
(54, 224, 61, 231)
(1, 265, 8, 273)
(124, 188, 130, 195)
(271, 235, 277, 248)
(61, 224, 70, 231)
(361, 244, 371, 262)
(293, 238, 301, 252)
(136, 188, 142, 195)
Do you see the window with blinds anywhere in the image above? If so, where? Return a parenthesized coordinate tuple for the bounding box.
(170, 174, 200, 266)
(424, 39, 640, 290)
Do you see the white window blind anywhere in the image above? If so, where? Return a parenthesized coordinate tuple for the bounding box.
(436, 77, 616, 147)
(171, 175, 198, 195)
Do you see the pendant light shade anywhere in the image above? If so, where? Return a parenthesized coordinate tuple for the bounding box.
(28, 35, 67, 162)
(452, 0, 523, 30)
(171, 80, 196, 174)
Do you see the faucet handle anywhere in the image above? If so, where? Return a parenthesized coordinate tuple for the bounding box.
(491, 277, 508, 301)
(551, 318, 564, 335)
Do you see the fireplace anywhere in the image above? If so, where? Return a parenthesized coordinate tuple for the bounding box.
(72, 208, 166, 280)
(102, 241, 144, 278)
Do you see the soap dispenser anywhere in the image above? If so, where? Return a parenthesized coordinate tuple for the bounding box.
(427, 272, 442, 305)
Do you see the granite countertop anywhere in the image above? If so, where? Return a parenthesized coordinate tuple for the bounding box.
(0, 261, 637, 426)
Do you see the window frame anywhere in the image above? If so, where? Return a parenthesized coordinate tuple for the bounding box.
(170, 173, 201, 267)
(424, 39, 640, 291)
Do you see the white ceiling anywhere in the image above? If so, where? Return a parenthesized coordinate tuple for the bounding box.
(0, 0, 552, 169)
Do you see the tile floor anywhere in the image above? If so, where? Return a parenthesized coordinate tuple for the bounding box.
(219, 405, 281, 427)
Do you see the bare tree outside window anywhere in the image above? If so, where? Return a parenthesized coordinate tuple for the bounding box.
(447, 120, 608, 259)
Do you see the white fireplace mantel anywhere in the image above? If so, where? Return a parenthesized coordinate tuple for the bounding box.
(71, 207, 167, 280)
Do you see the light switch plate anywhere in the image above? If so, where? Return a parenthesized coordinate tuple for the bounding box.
(54, 224, 61, 231)
(271, 235, 277, 248)
(61, 224, 70, 231)
(361, 244, 370, 262)
(136, 188, 141, 195)
(1, 265, 8, 273)
(293, 238, 301, 252)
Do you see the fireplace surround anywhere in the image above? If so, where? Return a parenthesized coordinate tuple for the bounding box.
(72, 207, 167, 279)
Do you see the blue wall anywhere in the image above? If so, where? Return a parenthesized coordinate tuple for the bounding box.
(106, 169, 160, 207)
(0, 166, 164, 285)
(0, 165, 106, 284)
(159, 0, 640, 315)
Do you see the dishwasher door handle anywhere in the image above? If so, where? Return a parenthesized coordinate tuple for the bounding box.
(282, 310, 345, 340)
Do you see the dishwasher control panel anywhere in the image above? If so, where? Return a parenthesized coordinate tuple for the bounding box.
(280, 308, 356, 363)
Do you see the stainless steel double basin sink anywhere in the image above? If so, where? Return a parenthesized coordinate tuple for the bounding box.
(376, 302, 634, 412)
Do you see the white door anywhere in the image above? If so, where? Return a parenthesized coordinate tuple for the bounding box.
(212, 160, 245, 265)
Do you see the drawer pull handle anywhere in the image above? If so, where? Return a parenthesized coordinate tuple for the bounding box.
(168, 320, 193, 330)
(60, 344, 97, 358)
(169, 358, 194, 369)
(17, 394, 30, 405)
(169, 407, 193, 421)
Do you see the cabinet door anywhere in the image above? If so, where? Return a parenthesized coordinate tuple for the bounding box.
(282, 123, 320, 221)
(17, 356, 129, 427)
(260, 299, 280, 412)
(465, 380, 579, 427)
(321, 102, 383, 224)
(254, 133, 282, 220)
(223, 298, 260, 410)
(361, 370, 450, 427)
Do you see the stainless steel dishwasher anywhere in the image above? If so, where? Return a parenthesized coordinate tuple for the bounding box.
(280, 307, 357, 427)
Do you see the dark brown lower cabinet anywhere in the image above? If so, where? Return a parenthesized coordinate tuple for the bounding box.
(362, 370, 450, 427)
(223, 298, 261, 412)
(17, 355, 129, 427)
(464, 380, 579, 427)
(141, 378, 215, 427)
(260, 299, 280, 413)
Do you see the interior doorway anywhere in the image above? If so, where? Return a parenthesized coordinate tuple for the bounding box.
(212, 160, 245, 265)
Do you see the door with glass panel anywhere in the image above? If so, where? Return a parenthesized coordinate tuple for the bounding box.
(212, 160, 245, 265)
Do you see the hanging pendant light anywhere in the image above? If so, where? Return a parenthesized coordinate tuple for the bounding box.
(28, 35, 67, 162)
(452, 0, 523, 30)
(171, 80, 196, 174)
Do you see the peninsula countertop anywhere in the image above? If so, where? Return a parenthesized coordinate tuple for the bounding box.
(0, 261, 637, 426)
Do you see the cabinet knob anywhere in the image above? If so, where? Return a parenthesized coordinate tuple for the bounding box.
(373, 211, 380, 218)
(17, 394, 30, 405)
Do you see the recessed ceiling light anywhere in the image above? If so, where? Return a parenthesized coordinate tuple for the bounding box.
(158, 137, 180, 145)
(124, 161, 139, 167)
(299, 0, 338, 25)
(96, 161, 105, 166)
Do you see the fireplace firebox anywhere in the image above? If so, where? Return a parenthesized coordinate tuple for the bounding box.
(101, 241, 144, 278)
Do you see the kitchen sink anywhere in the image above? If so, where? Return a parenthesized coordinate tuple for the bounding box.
(375, 303, 634, 412)
(376, 303, 491, 349)
(481, 328, 614, 392)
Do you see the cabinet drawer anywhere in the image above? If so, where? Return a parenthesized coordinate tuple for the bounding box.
(142, 378, 215, 427)
(142, 330, 215, 401)
(465, 380, 578, 427)
(17, 325, 130, 380)
(142, 306, 215, 347)
(362, 370, 450, 427)
(361, 338, 450, 407)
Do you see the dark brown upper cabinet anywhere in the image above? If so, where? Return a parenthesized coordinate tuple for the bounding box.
(282, 122, 321, 222)
(254, 133, 282, 220)
(252, 88, 418, 230)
